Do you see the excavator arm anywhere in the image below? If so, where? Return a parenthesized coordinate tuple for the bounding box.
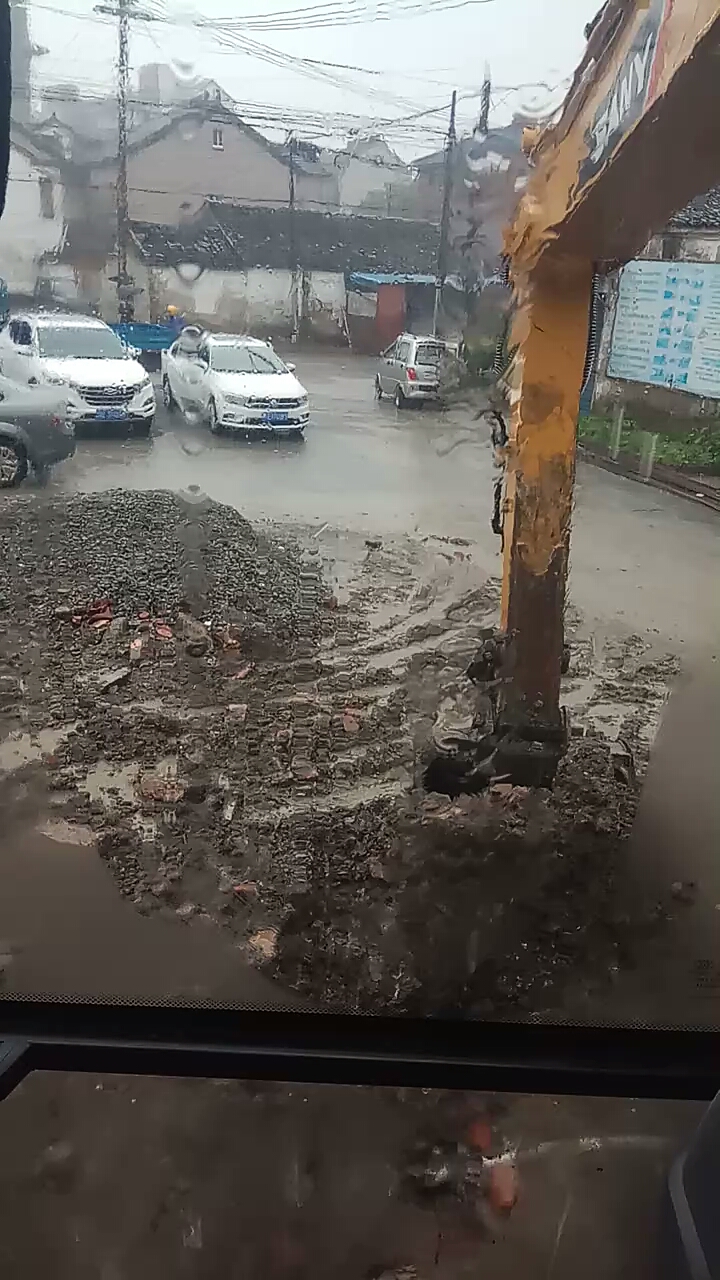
(497, 0, 720, 783)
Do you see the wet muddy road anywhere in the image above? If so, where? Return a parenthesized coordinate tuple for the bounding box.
(47, 350, 720, 656)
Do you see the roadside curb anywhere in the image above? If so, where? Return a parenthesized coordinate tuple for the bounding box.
(577, 444, 720, 515)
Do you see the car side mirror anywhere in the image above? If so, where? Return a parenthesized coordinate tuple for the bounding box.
(286, 362, 296, 373)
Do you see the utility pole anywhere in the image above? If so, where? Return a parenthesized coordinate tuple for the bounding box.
(95, 0, 153, 321)
(287, 132, 299, 343)
(477, 63, 491, 138)
(433, 89, 457, 338)
(115, 0, 130, 321)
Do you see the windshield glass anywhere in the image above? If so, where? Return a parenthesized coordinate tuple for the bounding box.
(211, 345, 287, 374)
(415, 342, 447, 365)
(3, 10, 720, 1268)
(37, 326, 127, 359)
(7, 2, 720, 1269)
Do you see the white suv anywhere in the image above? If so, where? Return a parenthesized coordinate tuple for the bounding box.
(161, 330, 310, 437)
(0, 312, 156, 435)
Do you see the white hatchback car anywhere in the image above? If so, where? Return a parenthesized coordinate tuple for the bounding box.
(0, 312, 156, 435)
(161, 330, 310, 437)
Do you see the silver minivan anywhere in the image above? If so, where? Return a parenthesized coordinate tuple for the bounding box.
(375, 333, 455, 408)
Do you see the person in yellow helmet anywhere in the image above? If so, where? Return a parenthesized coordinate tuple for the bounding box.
(164, 303, 186, 336)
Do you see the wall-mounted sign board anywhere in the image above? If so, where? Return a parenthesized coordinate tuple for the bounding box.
(608, 258, 720, 398)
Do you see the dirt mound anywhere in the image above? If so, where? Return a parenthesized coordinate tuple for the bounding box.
(0, 489, 328, 654)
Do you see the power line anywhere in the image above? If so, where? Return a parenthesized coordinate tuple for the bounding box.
(187, 26, 425, 113)
(29, 0, 484, 115)
(26, 9, 525, 143)
(24, 83, 460, 140)
(26, 3, 519, 91)
(30, 4, 423, 114)
(196, 0, 498, 32)
(188, 0, 491, 22)
(6, 171, 443, 220)
(29, 5, 559, 108)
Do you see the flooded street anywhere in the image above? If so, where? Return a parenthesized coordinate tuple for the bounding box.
(48, 352, 720, 654)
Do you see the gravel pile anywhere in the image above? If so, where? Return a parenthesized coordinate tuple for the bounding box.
(0, 489, 328, 651)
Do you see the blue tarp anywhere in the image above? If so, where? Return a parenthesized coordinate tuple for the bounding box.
(347, 272, 437, 290)
(110, 322, 175, 352)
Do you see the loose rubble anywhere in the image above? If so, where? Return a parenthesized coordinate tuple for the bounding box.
(0, 490, 680, 1015)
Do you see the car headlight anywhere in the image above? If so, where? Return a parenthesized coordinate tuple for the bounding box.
(44, 374, 67, 387)
(224, 394, 247, 406)
(298, 395, 309, 406)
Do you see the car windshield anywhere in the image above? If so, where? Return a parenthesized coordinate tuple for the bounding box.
(415, 342, 446, 365)
(37, 326, 127, 359)
(210, 345, 286, 374)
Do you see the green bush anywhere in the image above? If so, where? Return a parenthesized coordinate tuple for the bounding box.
(577, 415, 720, 471)
(464, 332, 505, 374)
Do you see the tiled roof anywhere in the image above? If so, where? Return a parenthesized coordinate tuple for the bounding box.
(129, 204, 439, 275)
(667, 187, 720, 232)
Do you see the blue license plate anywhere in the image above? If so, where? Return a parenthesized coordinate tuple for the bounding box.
(95, 407, 128, 421)
(262, 411, 289, 425)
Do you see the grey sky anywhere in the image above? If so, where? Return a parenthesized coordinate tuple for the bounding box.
(28, 0, 601, 153)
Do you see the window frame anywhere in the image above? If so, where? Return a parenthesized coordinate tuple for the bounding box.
(38, 175, 55, 220)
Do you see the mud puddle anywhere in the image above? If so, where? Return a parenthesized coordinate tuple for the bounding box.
(0, 724, 77, 775)
(0, 817, 301, 1007)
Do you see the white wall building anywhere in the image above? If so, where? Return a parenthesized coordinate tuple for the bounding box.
(325, 137, 413, 216)
(0, 130, 64, 297)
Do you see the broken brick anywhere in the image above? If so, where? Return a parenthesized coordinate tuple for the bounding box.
(139, 774, 185, 804)
(232, 881, 258, 899)
(487, 1162, 518, 1213)
(467, 1119, 493, 1153)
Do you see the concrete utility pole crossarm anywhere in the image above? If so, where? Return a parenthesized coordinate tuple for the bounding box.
(499, 0, 720, 784)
